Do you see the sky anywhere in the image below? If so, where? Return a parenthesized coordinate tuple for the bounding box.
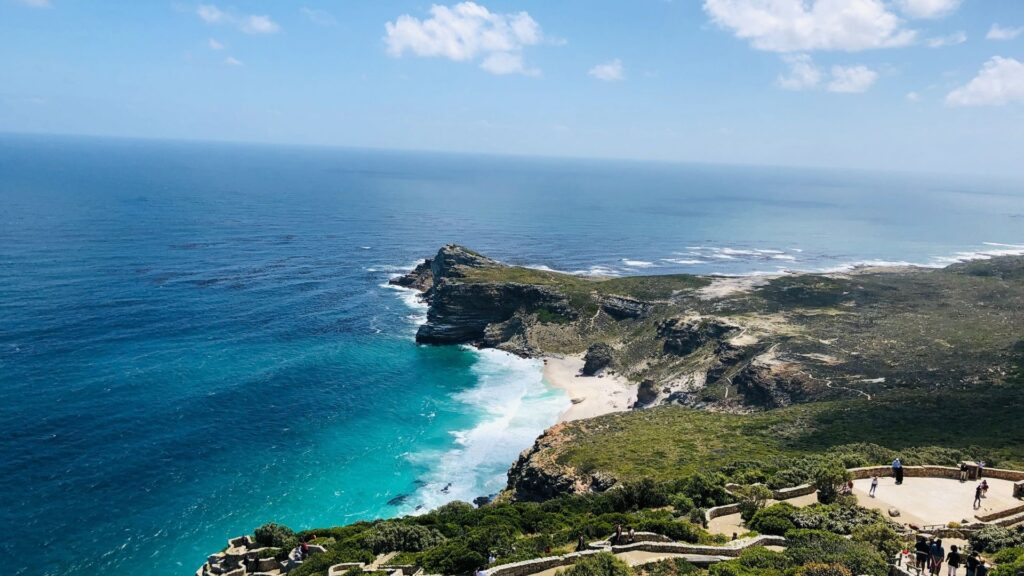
(1, 0, 1023, 177)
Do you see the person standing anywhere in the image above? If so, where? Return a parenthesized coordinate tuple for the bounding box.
(965, 551, 980, 576)
(947, 545, 962, 576)
(960, 463, 969, 483)
(931, 539, 945, 576)
(870, 476, 879, 497)
(893, 457, 904, 485)
(974, 484, 984, 509)
(915, 537, 931, 572)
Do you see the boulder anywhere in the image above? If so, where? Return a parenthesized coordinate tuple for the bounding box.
(634, 379, 659, 407)
(657, 316, 741, 356)
(582, 343, 614, 376)
(599, 295, 652, 320)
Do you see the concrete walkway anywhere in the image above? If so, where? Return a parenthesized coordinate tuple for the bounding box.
(852, 477, 1019, 526)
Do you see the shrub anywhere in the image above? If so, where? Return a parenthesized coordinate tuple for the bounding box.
(735, 485, 773, 522)
(557, 553, 632, 576)
(992, 548, 1024, 565)
(688, 507, 707, 527)
(970, 526, 1024, 553)
(681, 472, 731, 509)
(604, 479, 670, 512)
(795, 562, 853, 576)
(634, 519, 703, 543)
(670, 493, 695, 514)
(991, 548, 1024, 576)
(736, 546, 791, 571)
(421, 541, 486, 575)
(636, 557, 698, 576)
(748, 504, 798, 536)
(362, 522, 446, 553)
(784, 529, 888, 576)
(851, 522, 903, 558)
(254, 523, 297, 548)
(811, 463, 851, 505)
(792, 504, 884, 535)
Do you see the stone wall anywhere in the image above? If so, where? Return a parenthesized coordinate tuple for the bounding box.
(847, 466, 961, 480)
(976, 502, 1024, 522)
(773, 484, 815, 500)
(481, 549, 602, 576)
(610, 535, 787, 558)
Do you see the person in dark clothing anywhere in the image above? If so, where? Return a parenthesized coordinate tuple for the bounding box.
(916, 538, 932, 572)
(893, 458, 904, 485)
(613, 524, 622, 545)
(974, 485, 983, 509)
(576, 535, 587, 551)
(946, 545, 962, 576)
(960, 463, 969, 482)
(931, 539, 945, 576)
(965, 551, 980, 576)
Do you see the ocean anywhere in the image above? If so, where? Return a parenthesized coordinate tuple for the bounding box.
(1, 134, 1022, 576)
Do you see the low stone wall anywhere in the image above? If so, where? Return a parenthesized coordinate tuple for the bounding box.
(977, 502, 1024, 522)
(329, 562, 366, 576)
(706, 503, 742, 522)
(773, 484, 815, 500)
(610, 535, 787, 558)
(482, 549, 603, 576)
(1014, 481, 1024, 499)
(848, 466, 961, 480)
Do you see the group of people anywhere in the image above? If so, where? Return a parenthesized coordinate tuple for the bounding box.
(611, 524, 636, 545)
(973, 480, 990, 509)
(913, 539, 987, 576)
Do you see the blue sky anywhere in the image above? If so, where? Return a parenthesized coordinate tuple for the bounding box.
(1, 0, 1023, 177)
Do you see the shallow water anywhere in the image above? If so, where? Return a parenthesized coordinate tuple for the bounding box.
(1, 134, 1022, 576)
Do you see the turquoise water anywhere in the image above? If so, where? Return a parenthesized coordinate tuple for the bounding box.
(1, 134, 1023, 576)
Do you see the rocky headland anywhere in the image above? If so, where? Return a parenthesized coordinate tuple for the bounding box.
(393, 245, 1024, 501)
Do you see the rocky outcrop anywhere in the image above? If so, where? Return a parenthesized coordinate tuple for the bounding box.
(388, 259, 434, 291)
(634, 379, 659, 407)
(732, 356, 814, 409)
(599, 295, 652, 320)
(417, 282, 574, 345)
(657, 316, 741, 357)
(506, 424, 617, 501)
(410, 245, 577, 346)
(581, 343, 614, 376)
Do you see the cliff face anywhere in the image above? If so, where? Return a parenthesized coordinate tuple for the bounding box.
(390, 245, 576, 351)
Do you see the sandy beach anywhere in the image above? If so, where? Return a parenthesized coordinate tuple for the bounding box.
(543, 354, 636, 423)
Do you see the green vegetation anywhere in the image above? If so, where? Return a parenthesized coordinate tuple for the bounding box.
(556, 553, 632, 576)
(543, 388, 1024, 490)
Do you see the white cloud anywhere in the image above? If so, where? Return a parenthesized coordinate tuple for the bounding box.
(827, 64, 878, 92)
(241, 15, 280, 34)
(777, 54, 821, 90)
(384, 2, 547, 76)
(16, 0, 52, 7)
(702, 0, 917, 53)
(588, 59, 624, 82)
(481, 52, 539, 76)
(894, 0, 962, 20)
(987, 24, 1024, 41)
(946, 56, 1024, 107)
(300, 7, 336, 27)
(224, 56, 243, 66)
(925, 31, 966, 48)
(208, 38, 224, 50)
(905, 91, 921, 102)
(196, 5, 280, 35)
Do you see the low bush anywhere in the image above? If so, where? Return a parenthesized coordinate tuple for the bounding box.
(557, 553, 632, 576)
(748, 504, 797, 536)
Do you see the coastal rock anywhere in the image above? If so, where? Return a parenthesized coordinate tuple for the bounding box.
(732, 355, 814, 409)
(599, 294, 652, 320)
(417, 282, 574, 345)
(582, 343, 615, 376)
(633, 379, 659, 407)
(388, 258, 434, 291)
(657, 316, 741, 357)
(482, 314, 534, 356)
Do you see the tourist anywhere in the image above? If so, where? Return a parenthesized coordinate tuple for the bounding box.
(946, 545, 962, 576)
(965, 551, 980, 576)
(974, 484, 983, 509)
(613, 524, 623, 545)
(978, 460, 986, 479)
(488, 552, 496, 565)
(980, 480, 989, 497)
(960, 463, 969, 483)
(976, 560, 988, 576)
(475, 566, 486, 576)
(931, 539, 945, 576)
(627, 526, 635, 543)
(300, 540, 309, 560)
(915, 538, 931, 572)
(870, 475, 879, 497)
(893, 457, 904, 485)
(576, 536, 587, 552)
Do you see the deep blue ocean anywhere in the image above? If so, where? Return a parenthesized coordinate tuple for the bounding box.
(1, 134, 1023, 576)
